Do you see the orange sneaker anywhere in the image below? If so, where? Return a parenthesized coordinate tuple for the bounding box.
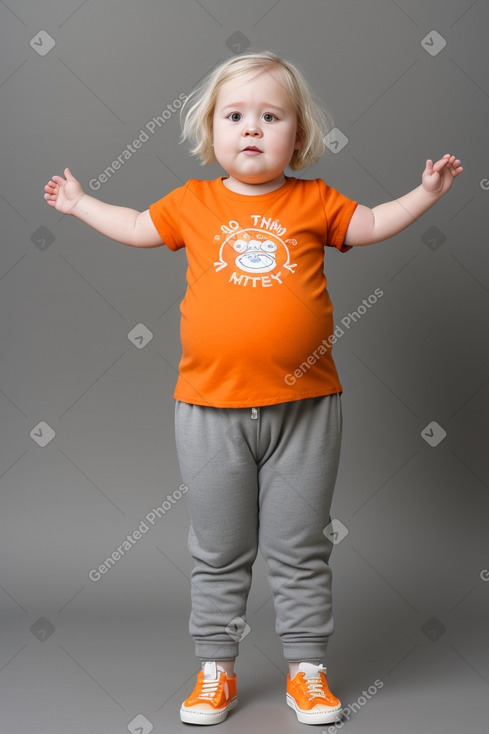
(286, 662, 342, 725)
(180, 661, 238, 725)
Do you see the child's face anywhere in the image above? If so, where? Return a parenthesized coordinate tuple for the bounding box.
(212, 66, 302, 189)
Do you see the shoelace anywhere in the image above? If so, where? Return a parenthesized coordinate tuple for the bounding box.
(303, 666, 329, 700)
(198, 675, 221, 700)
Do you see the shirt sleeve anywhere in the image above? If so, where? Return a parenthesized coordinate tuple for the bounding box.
(317, 179, 358, 253)
(148, 182, 189, 251)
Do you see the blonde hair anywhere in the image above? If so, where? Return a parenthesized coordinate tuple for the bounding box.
(180, 51, 332, 170)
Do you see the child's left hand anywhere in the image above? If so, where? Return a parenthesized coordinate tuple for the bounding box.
(421, 154, 463, 196)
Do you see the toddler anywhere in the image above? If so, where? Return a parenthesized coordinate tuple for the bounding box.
(44, 51, 462, 726)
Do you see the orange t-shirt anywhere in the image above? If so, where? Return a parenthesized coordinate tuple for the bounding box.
(149, 176, 357, 408)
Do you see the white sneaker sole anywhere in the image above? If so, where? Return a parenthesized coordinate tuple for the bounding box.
(286, 693, 342, 724)
(180, 696, 237, 725)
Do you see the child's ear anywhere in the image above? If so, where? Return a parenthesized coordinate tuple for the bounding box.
(294, 130, 303, 150)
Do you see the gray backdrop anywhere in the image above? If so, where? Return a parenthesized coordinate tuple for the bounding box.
(1, 1, 488, 732)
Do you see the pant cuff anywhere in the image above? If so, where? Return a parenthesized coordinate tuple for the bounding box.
(283, 642, 329, 661)
(195, 642, 239, 660)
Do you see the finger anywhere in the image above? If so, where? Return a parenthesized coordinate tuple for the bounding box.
(433, 157, 449, 171)
(64, 167, 76, 181)
(448, 158, 462, 173)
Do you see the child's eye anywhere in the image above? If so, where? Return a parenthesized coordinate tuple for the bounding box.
(263, 113, 276, 122)
(228, 112, 242, 122)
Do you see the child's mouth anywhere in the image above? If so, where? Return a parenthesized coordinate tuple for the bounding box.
(242, 146, 262, 155)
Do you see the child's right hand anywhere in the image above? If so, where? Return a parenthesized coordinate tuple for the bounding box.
(44, 167, 85, 215)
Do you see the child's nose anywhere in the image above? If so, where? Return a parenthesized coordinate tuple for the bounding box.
(243, 119, 262, 136)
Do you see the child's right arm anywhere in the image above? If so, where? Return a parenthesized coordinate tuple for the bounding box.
(43, 168, 164, 248)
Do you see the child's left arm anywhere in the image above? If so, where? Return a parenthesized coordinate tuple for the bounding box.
(344, 153, 463, 246)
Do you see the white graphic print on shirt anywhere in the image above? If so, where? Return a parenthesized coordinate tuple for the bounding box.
(213, 214, 297, 288)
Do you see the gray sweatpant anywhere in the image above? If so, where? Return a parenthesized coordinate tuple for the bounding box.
(174, 394, 343, 663)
